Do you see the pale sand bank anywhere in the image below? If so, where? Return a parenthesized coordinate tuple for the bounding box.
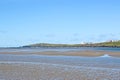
(0, 50, 120, 57)
(0, 62, 120, 80)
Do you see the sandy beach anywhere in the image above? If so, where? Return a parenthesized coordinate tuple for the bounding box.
(0, 50, 120, 57)
(0, 49, 120, 80)
(0, 62, 120, 80)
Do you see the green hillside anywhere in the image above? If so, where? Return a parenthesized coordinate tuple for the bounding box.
(23, 43, 82, 47)
(95, 41, 120, 47)
(23, 41, 120, 47)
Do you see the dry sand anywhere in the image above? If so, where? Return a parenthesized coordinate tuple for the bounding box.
(0, 50, 120, 57)
(0, 62, 120, 80)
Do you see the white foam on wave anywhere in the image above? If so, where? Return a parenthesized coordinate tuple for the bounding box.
(100, 54, 111, 58)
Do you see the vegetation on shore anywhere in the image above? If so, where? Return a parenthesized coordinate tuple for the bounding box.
(23, 40, 120, 48)
(93, 40, 120, 47)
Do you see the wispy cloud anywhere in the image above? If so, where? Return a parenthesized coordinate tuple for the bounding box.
(70, 38, 80, 42)
(0, 30, 7, 34)
(45, 34, 56, 38)
(73, 33, 80, 36)
(70, 33, 120, 43)
(96, 33, 120, 42)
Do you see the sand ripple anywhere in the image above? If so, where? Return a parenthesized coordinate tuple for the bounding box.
(0, 62, 120, 80)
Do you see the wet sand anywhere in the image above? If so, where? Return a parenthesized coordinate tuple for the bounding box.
(0, 50, 120, 80)
(0, 62, 120, 80)
(0, 50, 120, 57)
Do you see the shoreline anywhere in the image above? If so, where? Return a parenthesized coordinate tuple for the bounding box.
(1, 46, 120, 49)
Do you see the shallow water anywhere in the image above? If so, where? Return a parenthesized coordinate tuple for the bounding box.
(0, 55, 120, 79)
(0, 54, 120, 69)
(0, 48, 120, 80)
(1, 47, 120, 52)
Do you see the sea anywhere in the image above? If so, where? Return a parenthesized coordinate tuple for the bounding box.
(0, 47, 120, 52)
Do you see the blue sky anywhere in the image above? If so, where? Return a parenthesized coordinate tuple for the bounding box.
(0, 0, 120, 47)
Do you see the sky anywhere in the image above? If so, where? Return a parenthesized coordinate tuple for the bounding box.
(0, 0, 120, 47)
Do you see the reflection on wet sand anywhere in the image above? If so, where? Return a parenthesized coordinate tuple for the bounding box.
(0, 49, 120, 80)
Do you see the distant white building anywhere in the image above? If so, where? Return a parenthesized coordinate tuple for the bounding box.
(108, 40, 118, 42)
(80, 42, 86, 44)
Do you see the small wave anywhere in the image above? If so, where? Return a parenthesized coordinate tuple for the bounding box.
(100, 54, 111, 57)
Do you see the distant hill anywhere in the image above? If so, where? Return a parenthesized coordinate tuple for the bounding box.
(23, 40, 120, 48)
(93, 40, 120, 47)
(23, 43, 82, 47)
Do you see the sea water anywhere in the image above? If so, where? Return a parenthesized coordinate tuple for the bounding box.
(0, 47, 120, 52)
(0, 54, 120, 69)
